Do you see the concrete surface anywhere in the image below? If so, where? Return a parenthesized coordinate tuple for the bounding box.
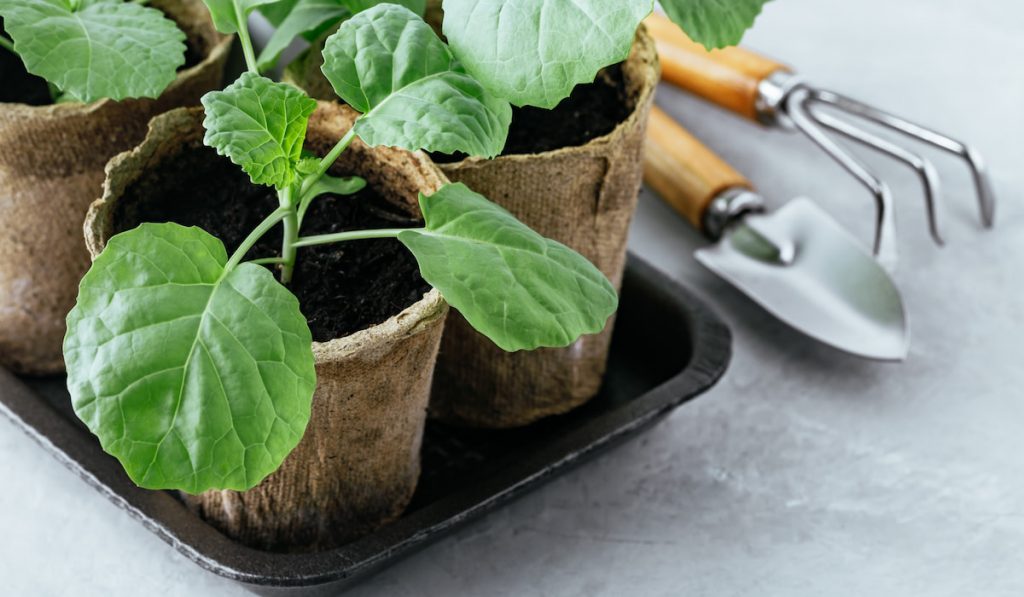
(2, 0, 1022, 594)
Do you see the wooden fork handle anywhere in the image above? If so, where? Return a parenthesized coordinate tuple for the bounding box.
(644, 13, 790, 122)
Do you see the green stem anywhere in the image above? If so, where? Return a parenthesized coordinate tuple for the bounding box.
(298, 128, 357, 198)
(276, 186, 298, 284)
(280, 210, 299, 284)
(234, 3, 259, 73)
(292, 228, 410, 249)
(249, 257, 287, 266)
(225, 207, 288, 272)
(0, 36, 14, 54)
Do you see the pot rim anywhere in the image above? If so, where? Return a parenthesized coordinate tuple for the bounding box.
(83, 104, 450, 363)
(0, 1, 233, 116)
(438, 25, 660, 168)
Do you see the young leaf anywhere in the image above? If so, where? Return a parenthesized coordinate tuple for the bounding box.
(341, 0, 425, 14)
(301, 173, 366, 199)
(201, 72, 318, 188)
(256, 0, 427, 72)
(398, 184, 619, 352)
(258, 0, 300, 25)
(256, 0, 349, 72)
(321, 3, 511, 158)
(64, 223, 316, 494)
(0, 0, 186, 103)
(296, 173, 366, 226)
(441, 0, 653, 108)
(202, 0, 280, 33)
(660, 0, 770, 49)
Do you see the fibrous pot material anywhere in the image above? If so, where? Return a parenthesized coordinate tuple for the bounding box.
(0, 0, 231, 374)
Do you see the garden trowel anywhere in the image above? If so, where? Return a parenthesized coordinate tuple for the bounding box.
(644, 106, 909, 360)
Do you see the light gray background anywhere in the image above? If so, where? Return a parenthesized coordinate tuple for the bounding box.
(2, 0, 1022, 594)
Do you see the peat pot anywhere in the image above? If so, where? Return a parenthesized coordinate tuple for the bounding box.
(83, 104, 449, 552)
(431, 30, 660, 427)
(0, 0, 231, 374)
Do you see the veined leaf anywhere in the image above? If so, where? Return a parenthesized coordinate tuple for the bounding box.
(258, 0, 423, 27)
(660, 0, 770, 49)
(64, 224, 316, 494)
(441, 0, 653, 108)
(202, 0, 280, 33)
(201, 72, 318, 189)
(256, 0, 429, 71)
(398, 184, 618, 351)
(0, 0, 186, 103)
(321, 3, 510, 158)
(341, 0, 424, 14)
(256, 0, 349, 72)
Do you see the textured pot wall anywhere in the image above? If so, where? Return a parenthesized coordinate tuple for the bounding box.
(84, 104, 450, 552)
(0, 0, 231, 374)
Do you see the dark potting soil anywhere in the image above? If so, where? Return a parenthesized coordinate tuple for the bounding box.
(0, 15, 203, 107)
(0, 20, 50, 106)
(431, 64, 631, 163)
(113, 145, 432, 343)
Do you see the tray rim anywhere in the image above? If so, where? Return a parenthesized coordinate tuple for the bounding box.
(0, 253, 731, 590)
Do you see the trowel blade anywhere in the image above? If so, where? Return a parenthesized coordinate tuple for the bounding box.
(696, 197, 909, 361)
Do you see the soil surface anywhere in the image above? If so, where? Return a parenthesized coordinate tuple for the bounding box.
(0, 15, 202, 106)
(1, 21, 50, 106)
(431, 64, 631, 163)
(113, 145, 432, 342)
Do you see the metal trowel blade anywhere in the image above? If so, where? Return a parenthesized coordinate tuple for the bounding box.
(695, 197, 909, 361)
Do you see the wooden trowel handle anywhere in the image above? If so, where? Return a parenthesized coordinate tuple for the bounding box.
(644, 106, 753, 232)
(644, 13, 790, 122)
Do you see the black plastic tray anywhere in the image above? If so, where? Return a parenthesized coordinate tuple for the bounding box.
(0, 254, 730, 595)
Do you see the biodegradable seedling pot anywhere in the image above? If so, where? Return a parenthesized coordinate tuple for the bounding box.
(286, 27, 658, 428)
(430, 30, 659, 427)
(82, 104, 450, 552)
(0, 0, 231, 375)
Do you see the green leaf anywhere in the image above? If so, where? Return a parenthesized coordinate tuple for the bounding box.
(303, 173, 366, 198)
(201, 72, 318, 188)
(64, 223, 316, 493)
(398, 184, 618, 351)
(202, 0, 280, 33)
(256, 0, 426, 71)
(341, 0, 424, 14)
(441, 0, 653, 108)
(0, 0, 186, 103)
(297, 172, 366, 225)
(258, 0, 300, 25)
(660, 0, 771, 49)
(321, 3, 511, 158)
(256, 0, 349, 72)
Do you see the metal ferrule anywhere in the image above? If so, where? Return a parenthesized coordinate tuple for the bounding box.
(754, 70, 805, 128)
(703, 187, 766, 241)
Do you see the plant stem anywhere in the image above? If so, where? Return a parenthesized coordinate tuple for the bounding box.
(248, 257, 287, 265)
(298, 128, 357, 198)
(0, 36, 14, 54)
(234, 3, 259, 73)
(280, 209, 299, 284)
(292, 228, 409, 248)
(225, 207, 288, 272)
